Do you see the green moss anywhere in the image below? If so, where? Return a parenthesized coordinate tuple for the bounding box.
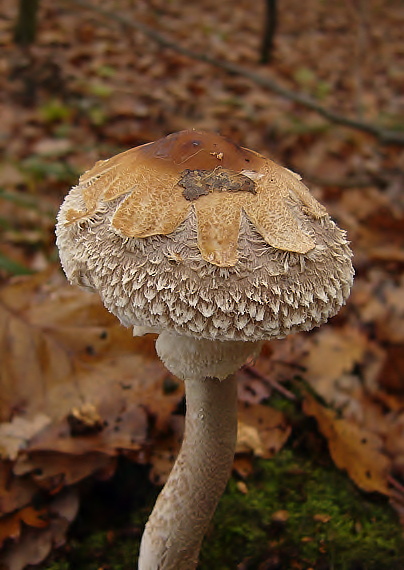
(41, 563, 70, 570)
(200, 449, 404, 570)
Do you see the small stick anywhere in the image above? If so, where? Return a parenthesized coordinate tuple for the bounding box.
(243, 364, 297, 401)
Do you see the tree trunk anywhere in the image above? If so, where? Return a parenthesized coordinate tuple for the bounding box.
(260, 0, 278, 64)
(14, 0, 40, 47)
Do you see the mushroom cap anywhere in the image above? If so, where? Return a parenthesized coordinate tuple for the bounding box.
(56, 130, 354, 342)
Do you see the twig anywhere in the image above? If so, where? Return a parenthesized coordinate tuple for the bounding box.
(388, 475, 404, 495)
(242, 364, 297, 401)
(65, 0, 404, 145)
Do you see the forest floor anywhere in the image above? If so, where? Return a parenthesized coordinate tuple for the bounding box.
(0, 0, 404, 568)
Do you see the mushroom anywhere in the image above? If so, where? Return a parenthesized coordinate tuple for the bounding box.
(55, 129, 354, 569)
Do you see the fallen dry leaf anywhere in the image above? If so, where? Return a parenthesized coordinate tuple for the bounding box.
(237, 422, 267, 457)
(301, 326, 368, 392)
(271, 510, 289, 523)
(0, 269, 184, 561)
(0, 463, 38, 516)
(236, 481, 249, 494)
(233, 455, 254, 479)
(0, 269, 182, 436)
(0, 415, 51, 461)
(0, 505, 48, 548)
(0, 489, 79, 570)
(0, 270, 179, 419)
(303, 392, 391, 495)
(384, 412, 404, 481)
(236, 403, 291, 459)
(301, 325, 386, 416)
(13, 452, 117, 490)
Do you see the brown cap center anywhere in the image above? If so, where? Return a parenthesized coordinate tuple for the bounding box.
(137, 129, 265, 173)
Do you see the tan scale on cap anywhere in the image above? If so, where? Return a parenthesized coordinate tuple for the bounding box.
(56, 129, 354, 342)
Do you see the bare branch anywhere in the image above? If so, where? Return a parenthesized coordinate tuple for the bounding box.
(66, 0, 404, 145)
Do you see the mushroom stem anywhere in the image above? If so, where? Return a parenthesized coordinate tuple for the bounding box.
(138, 333, 262, 569)
(138, 374, 238, 569)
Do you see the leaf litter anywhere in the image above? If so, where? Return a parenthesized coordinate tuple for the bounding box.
(1, 0, 404, 565)
(0, 270, 296, 567)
